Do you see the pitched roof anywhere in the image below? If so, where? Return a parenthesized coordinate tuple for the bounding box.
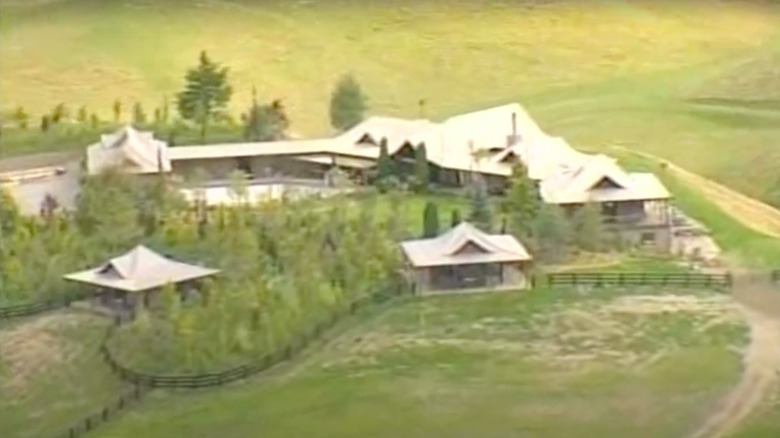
(63, 245, 219, 292)
(168, 139, 337, 160)
(539, 154, 671, 204)
(86, 126, 170, 175)
(400, 222, 532, 268)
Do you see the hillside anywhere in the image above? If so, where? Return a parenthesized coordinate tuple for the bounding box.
(2, 0, 780, 202)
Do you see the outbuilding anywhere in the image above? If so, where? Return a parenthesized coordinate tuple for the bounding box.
(400, 222, 533, 294)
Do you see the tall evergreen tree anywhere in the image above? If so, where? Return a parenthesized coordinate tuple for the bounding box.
(133, 102, 146, 125)
(244, 91, 289, 141)
(51, 103, 68, 124)
(77, 106, 88, 124)
(450, 208, 462, 227)
(468, 176, 493, 231)
(413, 143, 429, 193)
(177, 51, 233, 142)
(329, 73, 368, 132)
(502, 162, 539, 238)
(572, 202, 606, 252)
(532, 203, 572, 263)
(376, 138, 393, 185)
(12, 106, 28, 129)
(113, 99, 122, 123)
(422, 201, 439, 238)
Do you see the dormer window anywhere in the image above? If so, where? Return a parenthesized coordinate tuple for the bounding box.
(357, 133, 377, 145)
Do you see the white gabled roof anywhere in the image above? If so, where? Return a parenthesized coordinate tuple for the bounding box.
(400, 222, 532, 268)
(168, 139, 338, 160)
(86, 126, 170, 175)
(63, 245, 219, 292)
(539, 154, 671, 204)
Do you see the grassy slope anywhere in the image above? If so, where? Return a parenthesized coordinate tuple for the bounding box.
(0, 311, 126, 438)
(4, 0, 780, 201)
(616, 152, 780, 268)
(95, 288, 744, 438)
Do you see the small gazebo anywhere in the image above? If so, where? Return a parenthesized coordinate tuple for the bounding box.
(63, 245, 220, 313)
(400, 222, 533, 294)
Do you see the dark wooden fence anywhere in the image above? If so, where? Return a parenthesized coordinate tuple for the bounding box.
(101, 283, 407, 389)
(0, 293, 90, 320)
(543, 272, 732, 288)
(54, 385, 147, 438)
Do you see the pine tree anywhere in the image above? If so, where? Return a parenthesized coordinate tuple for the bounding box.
(132, 102, 146, 125)
(113, 99, 122, 123)
(12, 106, 28, 129)
(244, 91, 290, 141)
(376, 138, 393, 186)
(422, 201, 439, 238)
(51, 103, 68, 124)
(40, 115, 50, 133)
(532, 203, 572, 263)
(329, 73, 368, 132)
(468, 176, 493, 231)
(450, 208, 462, 227)
(502, 162, 539, 238)
(161, 94, 170, 123)
(77, 106, 88, 124)
(413, 143, 429, 193)
(177, 51, 233, 142)
(572, 202, 605, 252)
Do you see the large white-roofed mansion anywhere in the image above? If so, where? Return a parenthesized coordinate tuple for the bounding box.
(84, 102, 674, 250)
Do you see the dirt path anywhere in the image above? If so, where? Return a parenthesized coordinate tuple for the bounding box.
(614, 149, 780, 437)
(611, 147, 780, 239)
(607, 148, 780, 437)
(689, 305, 780, 438)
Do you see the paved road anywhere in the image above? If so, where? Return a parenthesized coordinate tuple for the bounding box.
(5, 161, 81, 215)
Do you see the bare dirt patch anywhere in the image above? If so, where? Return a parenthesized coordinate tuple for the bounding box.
(0, 313, 87, 397)
(322, 294, 744, 373)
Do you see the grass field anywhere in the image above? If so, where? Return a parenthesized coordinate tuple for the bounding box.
(0, 311, 126, 438)
(93, 287, 746, 438)
(4, 0, 780, 202)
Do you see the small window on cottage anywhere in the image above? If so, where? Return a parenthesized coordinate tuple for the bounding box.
(640, 232, 655, 244)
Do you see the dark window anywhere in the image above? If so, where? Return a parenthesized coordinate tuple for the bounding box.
(641, 232, 655, 243)
(592, 177, 622, 190)
(236, 158, 253, 176)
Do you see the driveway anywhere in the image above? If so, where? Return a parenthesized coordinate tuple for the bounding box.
(4, 161, 81, 215)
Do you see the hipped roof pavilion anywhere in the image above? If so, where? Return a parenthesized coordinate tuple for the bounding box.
(401, 222, 532, 268)
(63, 245, 220, 293)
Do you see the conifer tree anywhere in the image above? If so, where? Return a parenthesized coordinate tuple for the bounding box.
(177, 51, 233, 142)
(422, 201, 439, 238)
(413, 143, 429, 193)
(329, 73, 368, 132)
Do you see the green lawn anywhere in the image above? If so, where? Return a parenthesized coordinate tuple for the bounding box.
(4, 0, 780, 204)
(0, 311, 127, 438)
(93, 287, 746, 438)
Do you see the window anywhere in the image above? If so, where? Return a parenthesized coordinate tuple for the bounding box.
(592, 177, 622, 190)
(640, 232, 655, 244)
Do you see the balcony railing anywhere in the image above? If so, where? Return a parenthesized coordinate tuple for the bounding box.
(601, 213, 668, 228)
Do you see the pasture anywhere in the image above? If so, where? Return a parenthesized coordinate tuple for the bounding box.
(0, 311, 126, 438)
(93, 287, 747, 438)
(3, 0, 780, 202)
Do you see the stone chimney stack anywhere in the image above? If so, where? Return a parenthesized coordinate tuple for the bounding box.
(507, 112, 519, 147)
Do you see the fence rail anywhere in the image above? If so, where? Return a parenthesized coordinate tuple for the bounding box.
(55, 386, 147, 438)
(101, 284, 405, 389)
(543, 272, 732, 288)
(0, 293, 90, 320)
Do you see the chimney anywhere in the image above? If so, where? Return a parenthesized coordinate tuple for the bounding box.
(507, 112, 519, 147)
